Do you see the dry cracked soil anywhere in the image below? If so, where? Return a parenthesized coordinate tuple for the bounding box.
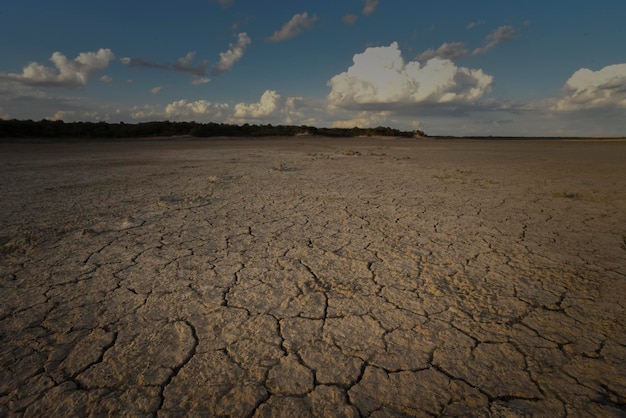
(1, 137, 625, 417)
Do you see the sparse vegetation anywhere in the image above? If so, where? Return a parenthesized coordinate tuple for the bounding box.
(271, 162, 288, 172)
(0, 119, 425, 140)
(553, 191, 581, 200)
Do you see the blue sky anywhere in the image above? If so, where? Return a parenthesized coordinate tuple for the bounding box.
(1, 0, 625, 136)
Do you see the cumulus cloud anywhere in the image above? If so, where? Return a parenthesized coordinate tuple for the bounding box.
(100, 75, 113, 83)
(362, 0, 379, 15)
(331, 110, 391, 129)
(164, 99, 229, 120)
(267, 12, 317, 42)
(228, 90, 312, 124)
(121, 51, 208, 76)
(327, 42, 493, 110)
(150, 86, 162, 94)
(130, 100, 228, 121)
(343, 14, 358, 25)
(212, 32, 251, 75)
(2, 48, 114, 87)
(472, 25, 516, 55)
(233, 90, 281, 119)
(416, 42, 468, 62)
(48, 110, 106, 122)
(283, 96, 308, 124)
(553, 63, 626, 111)
(127, 92, 314, 125)
(129, 105, 161, 120)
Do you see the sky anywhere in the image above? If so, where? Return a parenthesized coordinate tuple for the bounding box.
(1, 0, 625, 136)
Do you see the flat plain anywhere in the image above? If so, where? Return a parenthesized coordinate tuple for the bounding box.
(1, 137, 625, 417)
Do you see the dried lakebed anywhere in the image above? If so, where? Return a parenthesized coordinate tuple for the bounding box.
(1, 137, 625, 417)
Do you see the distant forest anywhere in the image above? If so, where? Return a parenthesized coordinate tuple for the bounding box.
(0, 119, 425, 140)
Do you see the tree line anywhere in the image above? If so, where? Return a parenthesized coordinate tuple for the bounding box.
(0, 119, 426, 140)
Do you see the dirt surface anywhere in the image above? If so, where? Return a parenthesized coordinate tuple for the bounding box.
(1, 137, 625, 417)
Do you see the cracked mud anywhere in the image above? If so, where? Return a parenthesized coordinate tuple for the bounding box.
(1, 137, 625, 417)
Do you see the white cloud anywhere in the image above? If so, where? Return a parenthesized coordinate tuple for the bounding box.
(343, 14, 358, 25)
(164, 99, 229, 120)
(362, 0, 379, 15)
(267, 12, 317, 42)
(283, 96, 306, 124)
(416, 42, 468, 62)
(553, 63, 626, 111)
(327, 42, 493, 110)
(192, 76, 210, 85)
(331, 110, 390, 129)
(212, 32, 251, 75)
(150, 86, 162, 94)
(116, 93, 315, 125)
(100, 75, 113, 83)
(48, 110, 106, 122)
(228, 90, 313, 124)
(472, 25, 516, 55)
(233, 90, 281, 119)
(49, 110, 69, 121)
(130, 105, 161, 120)
(176, 52, 196, 68)
(128, 100, 229, 121)
(410, 120, 422, 130)
(467, 20, 485, 29)
(2, 48, 114, 87)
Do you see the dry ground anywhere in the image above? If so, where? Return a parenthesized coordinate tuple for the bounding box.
(1, 137, 625, 417)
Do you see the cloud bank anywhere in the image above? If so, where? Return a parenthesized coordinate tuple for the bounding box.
(2, 49, 114, 87)
(212, 32, 251, 75)
(130, 99, 229, 121)
(328, 42, 493, 110)
(554, 63, 626, 111)
(267, 12, 317, 42)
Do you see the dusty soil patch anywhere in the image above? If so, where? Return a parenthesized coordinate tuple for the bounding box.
(1, 138, 625, 416)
